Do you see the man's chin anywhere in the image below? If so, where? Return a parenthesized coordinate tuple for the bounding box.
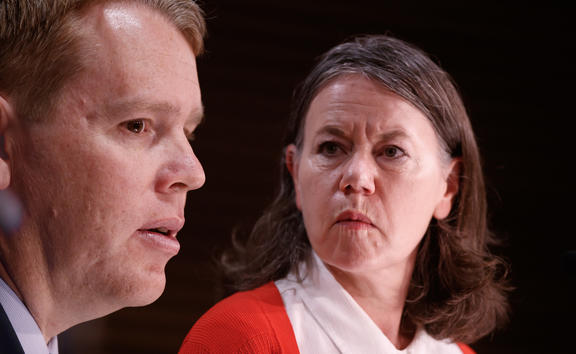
(130, 275, 166, 307)
(112, 271, 167, 308)
(74, 274, 167, 326)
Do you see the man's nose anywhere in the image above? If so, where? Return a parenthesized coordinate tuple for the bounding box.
(155, 136, 205, 194)
(338, 151, 376, 195)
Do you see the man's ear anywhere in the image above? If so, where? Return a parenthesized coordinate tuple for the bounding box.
(0, 95, 14, 190)
(433, 158, 461, 220)
(285, 144, 302, 210)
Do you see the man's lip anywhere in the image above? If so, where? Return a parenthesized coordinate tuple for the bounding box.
(136, 230, 180, 255)
(138, 217, 185, 238)
(335, 210, 373, 225)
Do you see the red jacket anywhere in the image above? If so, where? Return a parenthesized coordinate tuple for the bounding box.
(179, 282, 475, 354)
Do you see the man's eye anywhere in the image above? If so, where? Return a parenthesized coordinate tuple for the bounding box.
(319, 141, 341, 155)
(124, 119, 146, 134)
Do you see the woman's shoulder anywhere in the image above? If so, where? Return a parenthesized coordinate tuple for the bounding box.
(457, 342, 476, 354)
(178, 282, 299, 353)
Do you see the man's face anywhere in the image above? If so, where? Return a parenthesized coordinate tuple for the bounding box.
(9, 3, 204, 312)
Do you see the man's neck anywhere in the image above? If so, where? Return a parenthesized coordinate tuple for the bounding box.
(0, 249, 60, 342)
(0, 261, 21, 299)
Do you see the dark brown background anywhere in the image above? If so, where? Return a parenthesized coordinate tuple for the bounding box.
(60, 1, 575, 353)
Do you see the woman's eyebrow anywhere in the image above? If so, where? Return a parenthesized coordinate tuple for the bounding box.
(315, 126, 410, 141)
(376, 129, 409, 141)
(315, 125, 348, 138)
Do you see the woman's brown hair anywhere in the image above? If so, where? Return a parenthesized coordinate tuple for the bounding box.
(223, 34, 509, 343)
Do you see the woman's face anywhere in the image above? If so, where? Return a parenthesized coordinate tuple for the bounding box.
(286, 74, 459, 275)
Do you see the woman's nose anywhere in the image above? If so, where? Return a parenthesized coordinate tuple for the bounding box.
(339, 151, 376, 195)
(156, 136, 205, 194)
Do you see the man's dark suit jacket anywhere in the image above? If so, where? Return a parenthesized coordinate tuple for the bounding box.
(0, 302, 25, 354)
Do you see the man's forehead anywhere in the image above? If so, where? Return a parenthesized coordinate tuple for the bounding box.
(77, 2, 198, 74)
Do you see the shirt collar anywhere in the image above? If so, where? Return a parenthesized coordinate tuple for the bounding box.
(0, 277, 59, 354)
(291, 252, 460, 353)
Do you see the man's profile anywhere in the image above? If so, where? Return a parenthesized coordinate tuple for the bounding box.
(0, 1, 206, 353)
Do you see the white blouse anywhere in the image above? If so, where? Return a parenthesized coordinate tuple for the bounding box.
(275, 253, 463, 354)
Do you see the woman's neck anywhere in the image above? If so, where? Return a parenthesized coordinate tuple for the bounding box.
(325, 258, 416, 349)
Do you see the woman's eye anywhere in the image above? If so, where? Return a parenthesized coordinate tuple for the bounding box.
(319, 141, 341, 155)
(124, 119, 146, 134)
(382, 145, 405, 159)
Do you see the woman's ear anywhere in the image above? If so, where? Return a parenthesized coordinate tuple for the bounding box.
(285, 144, 302, 210)
(433, 158, 461, 220)
(0, 95, 14, 190)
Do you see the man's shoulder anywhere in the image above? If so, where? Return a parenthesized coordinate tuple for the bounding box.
(0, 302, 25, 354)
(179, 282, 299, 353)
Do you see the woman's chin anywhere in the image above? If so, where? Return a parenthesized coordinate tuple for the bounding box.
(320, 248, 382, 274)
(315, 232, 385, 271)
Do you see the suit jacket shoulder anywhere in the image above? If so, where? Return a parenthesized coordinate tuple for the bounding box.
(0, 302, 25, 354)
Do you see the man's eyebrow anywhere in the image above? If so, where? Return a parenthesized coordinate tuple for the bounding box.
(103, 98, 204, 125)
(104, 99, 177, 115)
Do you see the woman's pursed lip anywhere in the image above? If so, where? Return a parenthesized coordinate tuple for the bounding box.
(335, 210, 373, 225)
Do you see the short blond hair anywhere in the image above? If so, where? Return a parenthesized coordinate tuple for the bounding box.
(0, 0, 205, 122)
